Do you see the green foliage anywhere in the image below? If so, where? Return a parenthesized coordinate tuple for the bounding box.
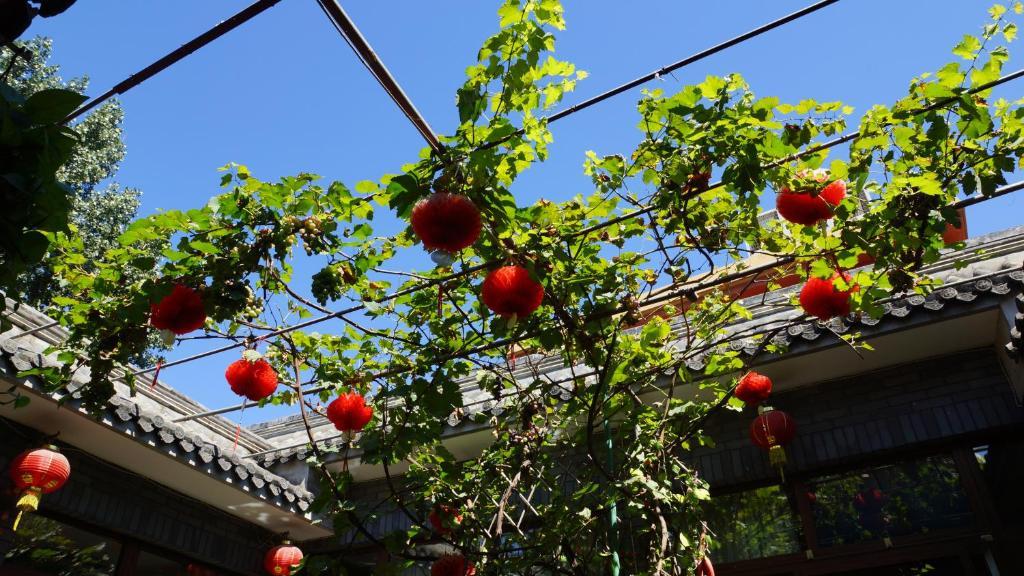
(3, 38, 146, 313)
(12, 3, 1024, 575)
(0, 76, 83, 304)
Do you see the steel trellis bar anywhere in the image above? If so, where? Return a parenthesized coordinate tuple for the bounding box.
(476, 0, 842, 151)
(62, 0, 284, 124)
(315, 0, 443, 154)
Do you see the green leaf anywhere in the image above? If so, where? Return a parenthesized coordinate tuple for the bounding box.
(953, 34, 982, 60)
(23, 89, 88, 124)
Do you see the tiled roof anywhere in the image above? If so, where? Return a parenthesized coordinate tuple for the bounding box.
(0, 305, 315, 514)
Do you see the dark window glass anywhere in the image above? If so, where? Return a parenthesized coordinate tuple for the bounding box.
(2, 514, 121, 575)
(977, 439, 1024, 527)
(826, 556, 964, 575)
(704, 485, 800, 562)
(136, 550, 227, 576)
(808, 455, 972, 547)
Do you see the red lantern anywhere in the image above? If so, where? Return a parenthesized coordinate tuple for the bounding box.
(431, 554, 475, 576)
(411, 193, 482, 256)
(750, 407, 796, 476)
(264, 542, 303, 576)
(799, 273, 857, 320)
(776, 171, 846, 226)
(9, 446, 70, 530)
(695, 556, 716, 576)
(481, 266, 544, 320)
(734, 371, 772, 406)
(225, 350, 279, 402)
(429, 504, 463, 536)
(325, 391, 374, 433)
(150, 284, 207, 336)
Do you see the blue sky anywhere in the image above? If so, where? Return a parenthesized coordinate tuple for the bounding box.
(26, 0, 1023, 424)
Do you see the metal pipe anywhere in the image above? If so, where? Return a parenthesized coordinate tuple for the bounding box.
(62, 0, 283, 123)
(315, 0, 443, 154)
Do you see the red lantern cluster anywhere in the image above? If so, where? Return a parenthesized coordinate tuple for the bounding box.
(431, 554, 475, 576)
(264, 542, 303, 576)
(225, 350, 279, 402)
(750, 407, 797, 476)
(9, 446, 71, 531)
(799, 273, 856, 320)
(429, 504, 463, 536)
(776, 170, 846, 226)
(734, 371, 772, 406)
(150, 285, 207, 336)
(411, 193, 483, 255)
(481, 266, 544, 320)
(326, 391, 374, 433)
(695, 556, 716, 576)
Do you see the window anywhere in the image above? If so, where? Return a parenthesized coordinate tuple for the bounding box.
(136, 549, 226, 576)
(807, 455, 972, 547)
(2, 514, 121, 576)
(704, 485, 800, 562)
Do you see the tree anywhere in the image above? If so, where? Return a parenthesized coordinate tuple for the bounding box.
(1, 37, 144, 309)
(22, 2, 1024, 575)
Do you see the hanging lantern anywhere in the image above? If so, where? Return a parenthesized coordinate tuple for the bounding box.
(150, 284, 207, 341)
(431, 554, 475, 576)
(799, 273, 856, 320)
(695, 556, 716, 576)
(9, 445, 71, 531)
(750, 407, 796, 478)
(429, 504, 463, 536)
(776, 170, 846, 226)
(325, 391, 374, 433)
(734, 371, 772, 406)
(411, 193, 482, 261)
(481, 266, 544, 321)
(264, 542, 303, 576)
(225, 350, 279, 402)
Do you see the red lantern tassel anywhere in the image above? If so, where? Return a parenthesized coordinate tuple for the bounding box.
(150, 360, 163, 389)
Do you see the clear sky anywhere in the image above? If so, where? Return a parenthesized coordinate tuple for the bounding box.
(25, 0, 1023, 425)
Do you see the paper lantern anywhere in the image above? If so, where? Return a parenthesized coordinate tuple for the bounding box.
(225, 350, 278, 402)
(776, 177, 846, 226)
(750, 407, 796, 475)
(695, 556, 716, 576)
(326, 391, 374, 433)
(150, 285, 207, 336)
(481, 266, 544, 320)
(264, 542, 303, 576)
(734, 371, 772, 405)
(411, 193, 482, 257)
(429, 504, 463, 536)
(799, 273, 856, 320)
(431, 554, 475, 576)
(9, 446, 70, 530)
